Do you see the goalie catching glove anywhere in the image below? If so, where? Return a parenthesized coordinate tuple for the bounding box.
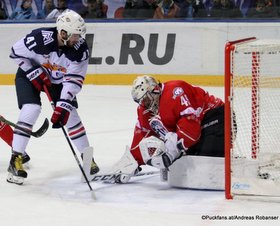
(147, 115, 186, 169)
(140, 134, 185, 169)
(51, 99, 73, 128)
(26, 66, 51, 92)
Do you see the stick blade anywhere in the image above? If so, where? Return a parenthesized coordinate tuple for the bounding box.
(31, 118, 49, 137)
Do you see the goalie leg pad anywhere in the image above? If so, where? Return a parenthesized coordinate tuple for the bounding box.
(168, 155, 224, 190)
(109, 146, 138, 183)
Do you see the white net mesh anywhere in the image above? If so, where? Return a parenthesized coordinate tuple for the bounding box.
(230, 39, 280, 197)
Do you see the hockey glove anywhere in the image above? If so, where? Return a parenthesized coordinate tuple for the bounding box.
(51, 99, 73, 128)
(164, 132, 178, 153)
(164, 132, 184, 163)
(26, 66, 51, 92)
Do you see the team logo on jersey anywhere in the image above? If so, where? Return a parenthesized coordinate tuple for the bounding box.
(172, 87, 184, 99)
(42, 30, 54, 45)
(42, 62, 67, 80)
(73, 39, 84, 50)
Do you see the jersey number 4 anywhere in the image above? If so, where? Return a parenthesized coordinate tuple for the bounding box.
(180, 94, 190, 106)
(25, 36, 37, 50)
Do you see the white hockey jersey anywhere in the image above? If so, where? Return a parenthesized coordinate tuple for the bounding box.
(10, 27, 89, 101)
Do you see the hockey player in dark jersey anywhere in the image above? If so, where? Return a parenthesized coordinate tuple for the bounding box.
(8, 10, 99, 185)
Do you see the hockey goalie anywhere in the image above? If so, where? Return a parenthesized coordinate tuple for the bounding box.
(109, 75, 225, 190)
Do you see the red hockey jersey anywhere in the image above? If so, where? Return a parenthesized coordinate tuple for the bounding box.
(130, 80, 224, 165)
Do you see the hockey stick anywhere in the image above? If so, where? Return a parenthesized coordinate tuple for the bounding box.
(0, 115, 49, 138)
(135, 170, 160, 177)
(43, 85, 94, 196)
(90, 171, 160, 183)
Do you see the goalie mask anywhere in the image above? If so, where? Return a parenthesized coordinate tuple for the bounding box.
(131, 75, 161, 114)
(56, 10, 86, 45)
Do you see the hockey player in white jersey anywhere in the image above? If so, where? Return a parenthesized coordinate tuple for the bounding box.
(7, 10, 99, 185)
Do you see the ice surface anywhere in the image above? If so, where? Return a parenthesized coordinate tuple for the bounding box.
(0, 85, 279, 226)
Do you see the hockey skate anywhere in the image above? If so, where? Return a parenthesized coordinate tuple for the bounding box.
(81, 153, 100, 175)
(7, 152, 28, 185)
(22, 153, 31, 169)
(22, 153, 30, 164)
(90, 158, 100, 175)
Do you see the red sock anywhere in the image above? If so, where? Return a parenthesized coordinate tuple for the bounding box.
(0, 121, 13, 147)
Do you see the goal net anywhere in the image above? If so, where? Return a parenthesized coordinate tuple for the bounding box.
(225, 37, 280, 200)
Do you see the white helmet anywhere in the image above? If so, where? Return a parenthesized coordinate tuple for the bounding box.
(131, 75, 161, 114)
(56, 10, 86, 41)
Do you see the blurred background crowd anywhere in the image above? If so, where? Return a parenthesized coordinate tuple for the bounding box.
(0, 0, 279, 20)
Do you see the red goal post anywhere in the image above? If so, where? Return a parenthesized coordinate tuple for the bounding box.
(225, 37, 280, 201)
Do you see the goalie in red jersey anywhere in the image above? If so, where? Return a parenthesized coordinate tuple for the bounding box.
(110, 75, 225, 183)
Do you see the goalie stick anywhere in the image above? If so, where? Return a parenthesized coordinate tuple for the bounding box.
(89, 171, 160, 183)
(0, 116, 49, 138)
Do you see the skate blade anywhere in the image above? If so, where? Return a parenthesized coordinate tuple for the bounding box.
(6, 173, 24, 185)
